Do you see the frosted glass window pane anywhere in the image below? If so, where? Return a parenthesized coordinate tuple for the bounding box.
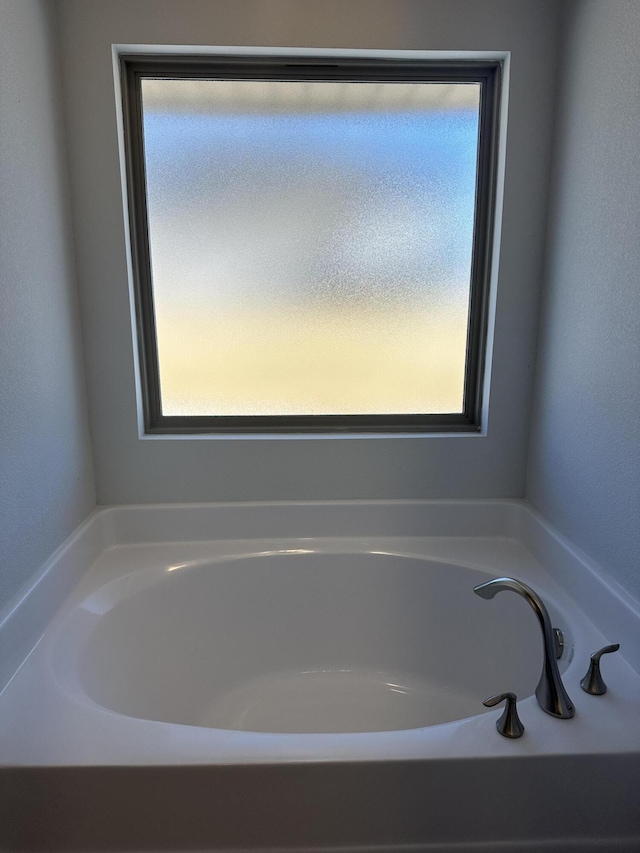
(141, 79, 481, 416)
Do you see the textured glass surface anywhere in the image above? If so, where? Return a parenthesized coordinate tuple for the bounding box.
(141, 79, 481, 416)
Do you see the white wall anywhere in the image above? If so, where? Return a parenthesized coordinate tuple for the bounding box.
(57, 0, 561, 504)
(0, 0, 96, 610)
(527, 0, 640, 602)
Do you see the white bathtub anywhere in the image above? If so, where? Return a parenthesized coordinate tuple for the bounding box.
(1, 501, 639, 851)
(70, 548, 564, 735)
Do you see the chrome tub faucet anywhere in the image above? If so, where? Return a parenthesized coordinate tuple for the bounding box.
(473, 577, 575, 719)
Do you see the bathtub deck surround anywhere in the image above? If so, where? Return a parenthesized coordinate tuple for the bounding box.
(0, 499, 639, 851)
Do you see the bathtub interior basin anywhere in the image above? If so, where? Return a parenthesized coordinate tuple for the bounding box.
(72, 551, 569, 733)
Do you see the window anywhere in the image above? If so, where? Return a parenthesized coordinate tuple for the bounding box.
(121, 55, 501, 434)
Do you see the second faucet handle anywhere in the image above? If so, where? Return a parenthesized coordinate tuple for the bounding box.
(580, 644, 620, 695)
(483, 692, 525, 738)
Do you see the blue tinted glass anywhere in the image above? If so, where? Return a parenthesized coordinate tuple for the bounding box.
(141, 79, 480, 416)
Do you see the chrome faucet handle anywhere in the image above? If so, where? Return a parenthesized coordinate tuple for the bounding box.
(580, 644, 620, 695)
(483, 691, 525, 738)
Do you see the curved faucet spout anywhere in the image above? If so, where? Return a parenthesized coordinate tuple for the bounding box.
(473, 577, 575, 719)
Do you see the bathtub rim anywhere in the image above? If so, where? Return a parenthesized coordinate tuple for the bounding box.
(2, 498, 638, 701)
